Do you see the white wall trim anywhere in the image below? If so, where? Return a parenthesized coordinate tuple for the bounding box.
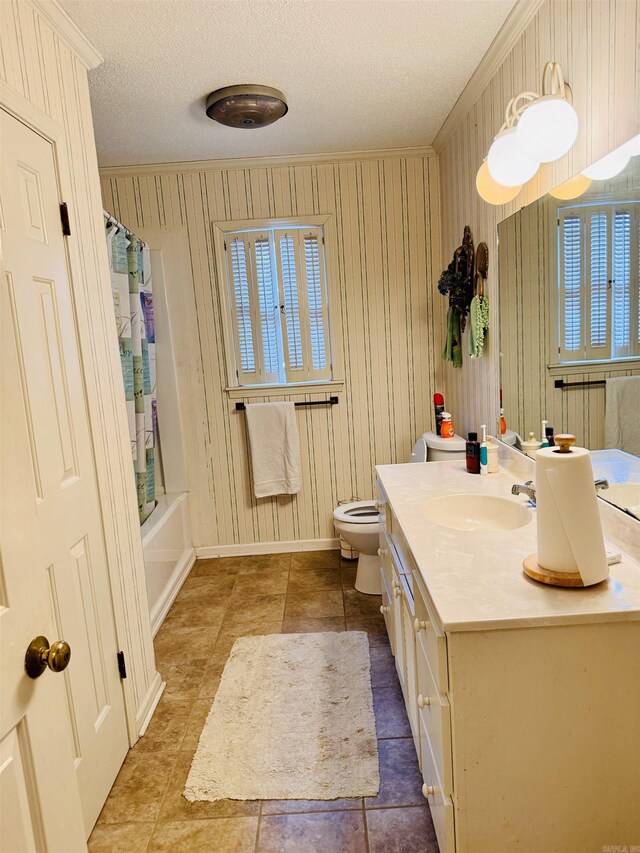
(432, 0, 546, 152)
(196, 538, 340, 558)
(98, 145, 437, 177)
(30, 0, 103, 69)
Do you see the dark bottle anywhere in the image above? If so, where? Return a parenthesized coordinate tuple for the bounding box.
(545, 426, 555, 447)
(466, 432, 480, 474)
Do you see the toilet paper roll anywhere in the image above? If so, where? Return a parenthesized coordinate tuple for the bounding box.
(535, 444, 609, 586)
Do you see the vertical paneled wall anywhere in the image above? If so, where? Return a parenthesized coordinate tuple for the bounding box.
(0, 0, 160, 738)
(100, 153, 441, 548)
(434, 0, 639, 439)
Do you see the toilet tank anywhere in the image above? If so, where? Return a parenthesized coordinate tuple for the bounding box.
(409, 431, 466, 462)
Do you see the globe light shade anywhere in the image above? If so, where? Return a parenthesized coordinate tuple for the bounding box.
(476, 161, 522, 205)
(549, 173, 592, 201)
(487, 127, 540, 187)
(582, 147, 630, 181)
(619, 134, 640, 157)
(516, 96, 579, 163)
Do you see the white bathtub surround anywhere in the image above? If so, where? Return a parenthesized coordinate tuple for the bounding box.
(185, 632, 379, 802)
(376, 456, 639, 851)
(141, 493, 196, 636)
(245, 402, 302, 498)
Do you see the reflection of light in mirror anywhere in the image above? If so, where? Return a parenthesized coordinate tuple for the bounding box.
(487, 128, 540, 186)
(475, 161, 522, 205)
(583, 145, 630, 180)
(549, 173, 592, 200)
(517, 96, 579, 163)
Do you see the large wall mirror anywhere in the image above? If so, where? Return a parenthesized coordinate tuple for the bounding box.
(498, 136, 639, 519)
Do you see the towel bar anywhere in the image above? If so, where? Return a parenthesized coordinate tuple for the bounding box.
(235, 396, 339, 411)
(554, 379, 606, 389)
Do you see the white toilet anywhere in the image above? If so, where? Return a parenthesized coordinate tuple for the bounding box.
(333, 430, 466, 594)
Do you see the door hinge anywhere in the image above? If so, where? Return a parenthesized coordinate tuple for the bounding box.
(117, 651, 127, 679)
(60, 202, 71, 236)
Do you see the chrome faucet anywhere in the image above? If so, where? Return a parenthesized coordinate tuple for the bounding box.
(511, 478, 610, 506)
(511, 481, 537, 505)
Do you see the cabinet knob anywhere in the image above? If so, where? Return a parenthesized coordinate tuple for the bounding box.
(418, 694, 431, 709)
(413, 618, 429, 633)
(377, 547, 387, 557)
(375, 501, 384, 512)
(392, 585, 401, 598)
(380, 605, 390, 614)
(422, 783, 434, 798)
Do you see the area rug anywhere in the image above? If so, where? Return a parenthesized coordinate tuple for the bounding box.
(184, 631, 380, 801)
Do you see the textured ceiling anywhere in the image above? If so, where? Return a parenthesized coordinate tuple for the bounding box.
(61, 0, 516, 167)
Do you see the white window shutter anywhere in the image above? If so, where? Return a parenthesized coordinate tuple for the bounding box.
(275, 230, 308, 379)
(585, 210, 610, 359)
(227, 235, 259, 383)
(559, 212, 583, 360)
(251, 234, 281, 382)
(301, 230, 331, 378)
(612, 208, 632, 358)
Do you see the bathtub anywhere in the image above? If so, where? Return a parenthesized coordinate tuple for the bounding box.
(141, 492, 195, 636)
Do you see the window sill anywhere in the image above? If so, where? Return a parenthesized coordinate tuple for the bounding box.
(225, 380, 345, 399)
(548, 358, 640, 375)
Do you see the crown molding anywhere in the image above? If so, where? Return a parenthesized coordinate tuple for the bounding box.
(30, 0, 103, 69)
(432, 0, 546, 152)
(98, 145, 437, 178)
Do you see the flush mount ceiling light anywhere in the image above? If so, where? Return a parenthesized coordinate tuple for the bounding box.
(206, 85, 288, 129)
(478, 61, 579, 203)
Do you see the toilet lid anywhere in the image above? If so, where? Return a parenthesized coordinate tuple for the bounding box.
(423, 431, 466, 451)
(333, 501, 379, 524)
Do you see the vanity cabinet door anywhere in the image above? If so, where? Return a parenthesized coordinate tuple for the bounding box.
(420, 718, 455, 853)
(400, 587, 420, 755)
(379, 567, 395, 656)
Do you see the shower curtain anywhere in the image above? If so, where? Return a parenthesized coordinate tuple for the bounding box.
(105, 215, 156, 524)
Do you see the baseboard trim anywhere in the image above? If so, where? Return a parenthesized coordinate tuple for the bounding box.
(149, 547, 197, 637)
(195, 538, 340, 558)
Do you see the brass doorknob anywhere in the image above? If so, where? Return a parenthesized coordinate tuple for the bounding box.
(25, 635, 71, 679)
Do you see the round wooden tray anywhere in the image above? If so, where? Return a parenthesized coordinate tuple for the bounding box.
(523, 553, 589, 587)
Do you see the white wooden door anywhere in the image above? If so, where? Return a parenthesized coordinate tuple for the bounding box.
(0, 109, 129, 848)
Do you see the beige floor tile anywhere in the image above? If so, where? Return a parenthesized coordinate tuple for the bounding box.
(219, 594, 286, 630)
(212, 620, 283, 658)
(157, 658, 208, 701)
(197, 657, 227, 699)
(230, 567, 290, 598)
(189, 558, 238, 578)
(258, 810, 367, 852)
(284, 589, 345, 620)
(290, 550, 341, 570)
(215, 554, 292, 574)
(261, 797, 362, 815)
(366, 806, 438, 853)
(181, 698, 212, 752)
(161, 594, 227, 629)
(131, 697, 194, 754)
(343, 589, 383, 619)
(346, 615, 390, 647)
(158, 751, 260, 822)
(281, 617, 346, 634)
(176, 574, 237, 600)
(88, 821, 154, 852)
(287, 567, 343, 592)
(154, 626, 221, 666)
(148, 817, 259, 852)
(341, 564, 358, 589)
(97, 752, 177, 824)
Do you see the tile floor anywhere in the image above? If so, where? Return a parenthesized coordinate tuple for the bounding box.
(89, 551, 439, 852)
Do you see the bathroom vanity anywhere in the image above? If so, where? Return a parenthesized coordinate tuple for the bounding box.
(376, 459, 640, 853)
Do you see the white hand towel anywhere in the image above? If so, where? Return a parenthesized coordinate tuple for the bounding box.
(245, 402, 302, 498)
(605, 376, 640, 457)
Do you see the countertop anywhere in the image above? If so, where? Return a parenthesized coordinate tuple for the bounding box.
(376, 460, 640, 632)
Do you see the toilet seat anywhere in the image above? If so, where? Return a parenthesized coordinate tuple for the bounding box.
(332, 500, 378, 524)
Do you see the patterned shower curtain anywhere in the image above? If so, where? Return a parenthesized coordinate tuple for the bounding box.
(105, 216, 156, 524)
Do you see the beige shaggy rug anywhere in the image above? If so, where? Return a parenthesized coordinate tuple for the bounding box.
(184, 631, 380, 802)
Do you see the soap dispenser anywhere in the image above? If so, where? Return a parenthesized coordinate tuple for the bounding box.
(522, 432, 542, 458)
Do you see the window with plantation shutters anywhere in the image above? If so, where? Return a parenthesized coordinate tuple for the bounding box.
(224, 224, 332, 385)
(557, 201, 639, 363)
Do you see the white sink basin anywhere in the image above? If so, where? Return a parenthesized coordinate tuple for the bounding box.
(422, 493, 532, 532)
